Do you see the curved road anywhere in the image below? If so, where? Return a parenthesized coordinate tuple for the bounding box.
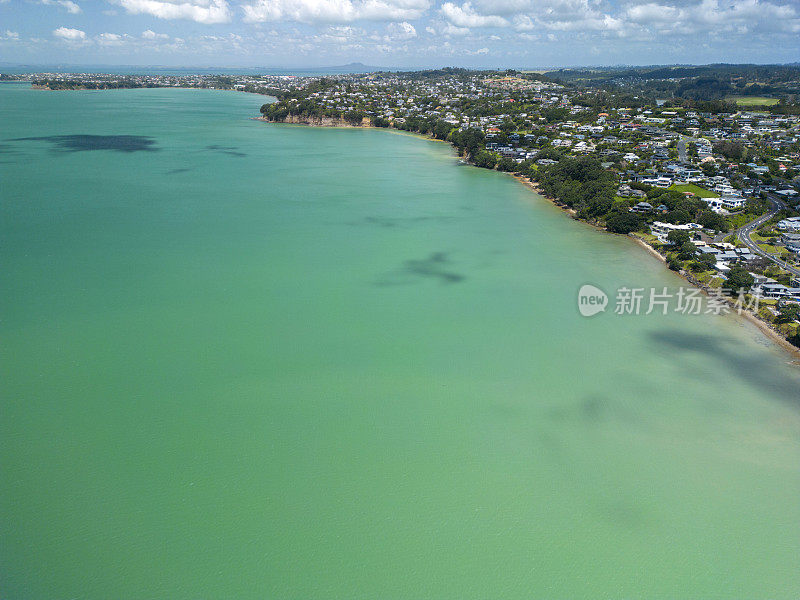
(736, 195, 800, 278)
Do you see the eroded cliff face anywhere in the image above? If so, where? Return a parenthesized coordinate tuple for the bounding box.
(265, 114, 372, 127)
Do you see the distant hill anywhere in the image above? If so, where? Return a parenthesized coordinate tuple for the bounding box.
(313, 62, 390, 73)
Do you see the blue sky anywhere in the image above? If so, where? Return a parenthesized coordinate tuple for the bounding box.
(1, 0, 799, 68)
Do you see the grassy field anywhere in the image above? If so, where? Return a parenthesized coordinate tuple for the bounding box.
(727, 96, 779, 106)
(751, 232, 779, 244)
(669, 183, 720, 198)
(693, 271, 727, 289)
(629, 231, 660, 244)
(756, 242, 788, 256)
(693, 271, 717, 285)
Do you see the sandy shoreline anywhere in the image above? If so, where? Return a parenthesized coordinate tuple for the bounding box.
(634, 237, 800, 361)
(739, 309, 800, 361)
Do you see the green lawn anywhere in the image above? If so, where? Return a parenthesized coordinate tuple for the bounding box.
(756, 242, 788, 256)
(669, 183, 719, 198)
(727, 96, 779, 106)
(639, 233, 660, 244)
(693, 271, 719, 285)
(751, 232, 779, 243)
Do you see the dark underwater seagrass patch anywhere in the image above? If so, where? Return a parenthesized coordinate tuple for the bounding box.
(11, 134, 158, 152)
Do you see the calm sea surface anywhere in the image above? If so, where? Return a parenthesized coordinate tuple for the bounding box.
(2, 83, 799, 598)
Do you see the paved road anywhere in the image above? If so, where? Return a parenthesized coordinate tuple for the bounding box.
(669, 140, 797, 275)
(736, 195, 800, 278)
(677, 135, 701, 164)
(677, 138, 688, 163)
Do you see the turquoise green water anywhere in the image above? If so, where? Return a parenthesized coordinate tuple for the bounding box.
(2, 83, 799, 599)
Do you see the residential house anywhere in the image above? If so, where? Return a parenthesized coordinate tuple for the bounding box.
(777, 217, 800, 232)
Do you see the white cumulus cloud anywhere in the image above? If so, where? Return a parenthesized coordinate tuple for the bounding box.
(142, 29, 170, 39)
(386, 20, 417, 38)
(621, 0, 799, 34)
(97, 32, 126, 44)
(53, 26, 86, 40)
(40, 0, 82, 13)
(440, 2, 509, 27)
(242, 0, 429, 24)
(106, 0, 231, 24)
(625, 2, 680, 23)
(437, 0, 632, 33)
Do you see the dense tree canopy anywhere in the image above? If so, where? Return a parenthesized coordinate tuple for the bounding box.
(605, 211, 643, 234)
(724, 266, 755, 294)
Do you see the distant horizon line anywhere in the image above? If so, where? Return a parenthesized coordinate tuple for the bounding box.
(3, 60, 800, 73)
